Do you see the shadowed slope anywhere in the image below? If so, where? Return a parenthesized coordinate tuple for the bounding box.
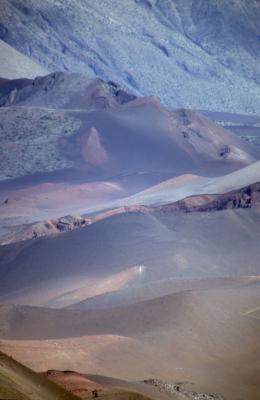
(0, 350, 79, 399)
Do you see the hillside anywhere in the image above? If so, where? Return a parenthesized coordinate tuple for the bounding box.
(0, 39, 48, 79)
(1, 284, 259, 399)
(125, 161, 260, 206)
(0, 351, 159, 400)
(1, 206, 260, 307)
(0, 2, 259, 400)
(0, 0, 260, 113)
(1, 172, 259, 245)
(0, 74, 258, 185)
(0, 350, 79, 400)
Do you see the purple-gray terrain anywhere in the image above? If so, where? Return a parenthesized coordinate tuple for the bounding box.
(0, 2, 259, 400)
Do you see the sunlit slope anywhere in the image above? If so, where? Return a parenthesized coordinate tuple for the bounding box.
(1, 284, 259, 399)
(1, 0, 260, 112)
(0, 39, 48, 79)
(126, 161, 260, 206)
(0, 351, 79, 400)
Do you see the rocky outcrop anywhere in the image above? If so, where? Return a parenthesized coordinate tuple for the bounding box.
(51, 215, 91, 233)
(1, 183, 259, 245)
(0, 215, 91, 245)
(90, 182, 260, 220)
(0, 73, 136, 109)
(144, 379, 225, 399)
(158, 182, 260, 213)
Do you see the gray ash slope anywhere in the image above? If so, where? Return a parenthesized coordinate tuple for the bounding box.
(1, 73, 258, 184)
(0, 39, 48, 79)
(1, 207, 260, 304)
(0, 0, 260, 113)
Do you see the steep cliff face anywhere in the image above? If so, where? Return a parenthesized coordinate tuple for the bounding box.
(0, 0, 259, 113)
